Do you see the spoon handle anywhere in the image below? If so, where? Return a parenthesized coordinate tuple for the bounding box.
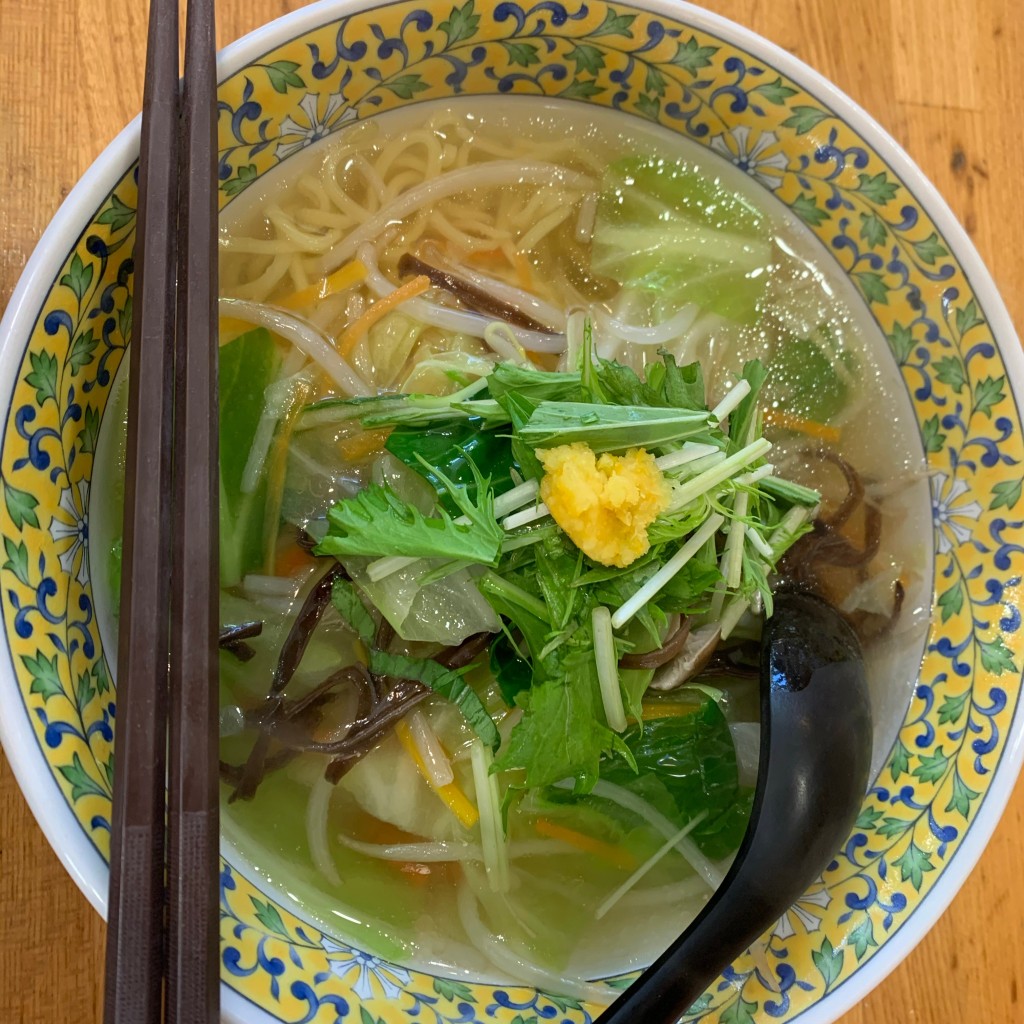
(594, 844, 799, 1022)
(597, 592, 873, 1023)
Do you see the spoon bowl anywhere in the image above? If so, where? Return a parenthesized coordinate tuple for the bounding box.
(598, 591, 873, 1022)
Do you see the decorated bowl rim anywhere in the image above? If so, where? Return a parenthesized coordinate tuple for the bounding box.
(1, 1, 1022, 1022)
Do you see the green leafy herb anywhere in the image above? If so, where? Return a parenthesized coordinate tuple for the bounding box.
(533, 535, 583, 631)
(758, 475, 822, 510)
(218, 328, 282, 586)
(487, 362, 583, 404)
(655, 352, 707, 410)
(772, 330, 855, 421)
(493, 653, 626, 790)
(331, 578, 375, 645)
(494, 388, 546, 481)
(652, 558, 722, 614)
(316, 463, 503, 566)
(368, 649, 499, 750)
(604, 698, 750, 857)
(479, 571, 556, 666)
(591, 359, 666, 408)
(727, 360, 768, 451)
(386, 419, 516, 514)
(299, 378, 508, 432)
(518, 401, 711, 452)
(489, 632, 532, 707)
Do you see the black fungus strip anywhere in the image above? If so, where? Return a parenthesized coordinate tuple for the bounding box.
(374, 617, 396, 655)
(397, 252, 553, 333)
(323, 685, 431, 783)
(703, 644, 761, 678)
(798, 447, 863, 531)
(270, 563, 349, 699)
(804, 502, 882, 570)
(258, 666, 376, 749)
(619, 618, 691, 670)
(228, 734, 273, 803)
(304, 680, 430, 756)
(219, 620, 264, 645)
(226, 577, 500, 800)
(435, 631, 494, 670)
(296, 527, 322, 554)
(228, 563, 349, 802)
(219, 749, 296, 787)
(221, 640, 256, 663)
(219, 621, 264, 663)
(847, 578, 906, 644)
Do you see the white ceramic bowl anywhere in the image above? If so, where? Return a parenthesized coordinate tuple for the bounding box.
(1, 2, 1022, 1021)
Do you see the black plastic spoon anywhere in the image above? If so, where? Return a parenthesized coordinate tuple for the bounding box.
(597, 590, 873, 1023)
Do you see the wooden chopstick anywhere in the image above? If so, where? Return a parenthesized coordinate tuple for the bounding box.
(167, 0, 219, 1020)
(103, 0, 179, 1018)
(104, 0, 220, 1019)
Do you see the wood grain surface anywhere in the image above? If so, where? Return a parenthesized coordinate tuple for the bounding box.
(1, 1, 1022, 1021)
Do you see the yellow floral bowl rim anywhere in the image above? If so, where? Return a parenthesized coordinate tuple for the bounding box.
(0, 2, 1022, 1023)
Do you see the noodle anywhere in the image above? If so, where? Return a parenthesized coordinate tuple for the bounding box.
(516, 205, 574, 253)
(266, 205, 343, 254)
(220, 298, 371, 396)
(312, 160, 594, 275)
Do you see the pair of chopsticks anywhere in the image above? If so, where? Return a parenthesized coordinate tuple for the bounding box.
(103, 0, 220, 1020)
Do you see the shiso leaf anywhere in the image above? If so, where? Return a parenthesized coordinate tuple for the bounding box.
(369, 649, 499, 750)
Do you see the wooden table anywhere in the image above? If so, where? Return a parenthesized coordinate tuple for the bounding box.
(1, 0, 1022, 1020)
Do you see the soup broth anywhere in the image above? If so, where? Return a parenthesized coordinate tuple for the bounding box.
(91, 97, 932, 990)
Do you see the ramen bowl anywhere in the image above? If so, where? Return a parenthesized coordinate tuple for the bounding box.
(1, 2, 1022, 1022)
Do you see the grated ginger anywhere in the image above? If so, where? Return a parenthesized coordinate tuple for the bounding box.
(537, 442, 670, 568)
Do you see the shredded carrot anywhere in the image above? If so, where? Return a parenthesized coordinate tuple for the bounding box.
(512, 251, 534, 293)
(338, 427, 391, 462)
(763, 408, 841, 445)
(273, 541, 318, 579)
(359, 814, 422, 846)
(219, 315, 256, 343)
(279, 259, 367, 311)
(395, 719, 479, 829)
(534, 817, 637, 871)
(336, 275, 432, 359)
(528, 351, 560, 372)
(641, 700, 700, 721)
(466, 247, 508, 268)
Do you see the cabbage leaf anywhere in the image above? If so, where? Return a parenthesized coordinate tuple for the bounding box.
(591, 156, 772, 324)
